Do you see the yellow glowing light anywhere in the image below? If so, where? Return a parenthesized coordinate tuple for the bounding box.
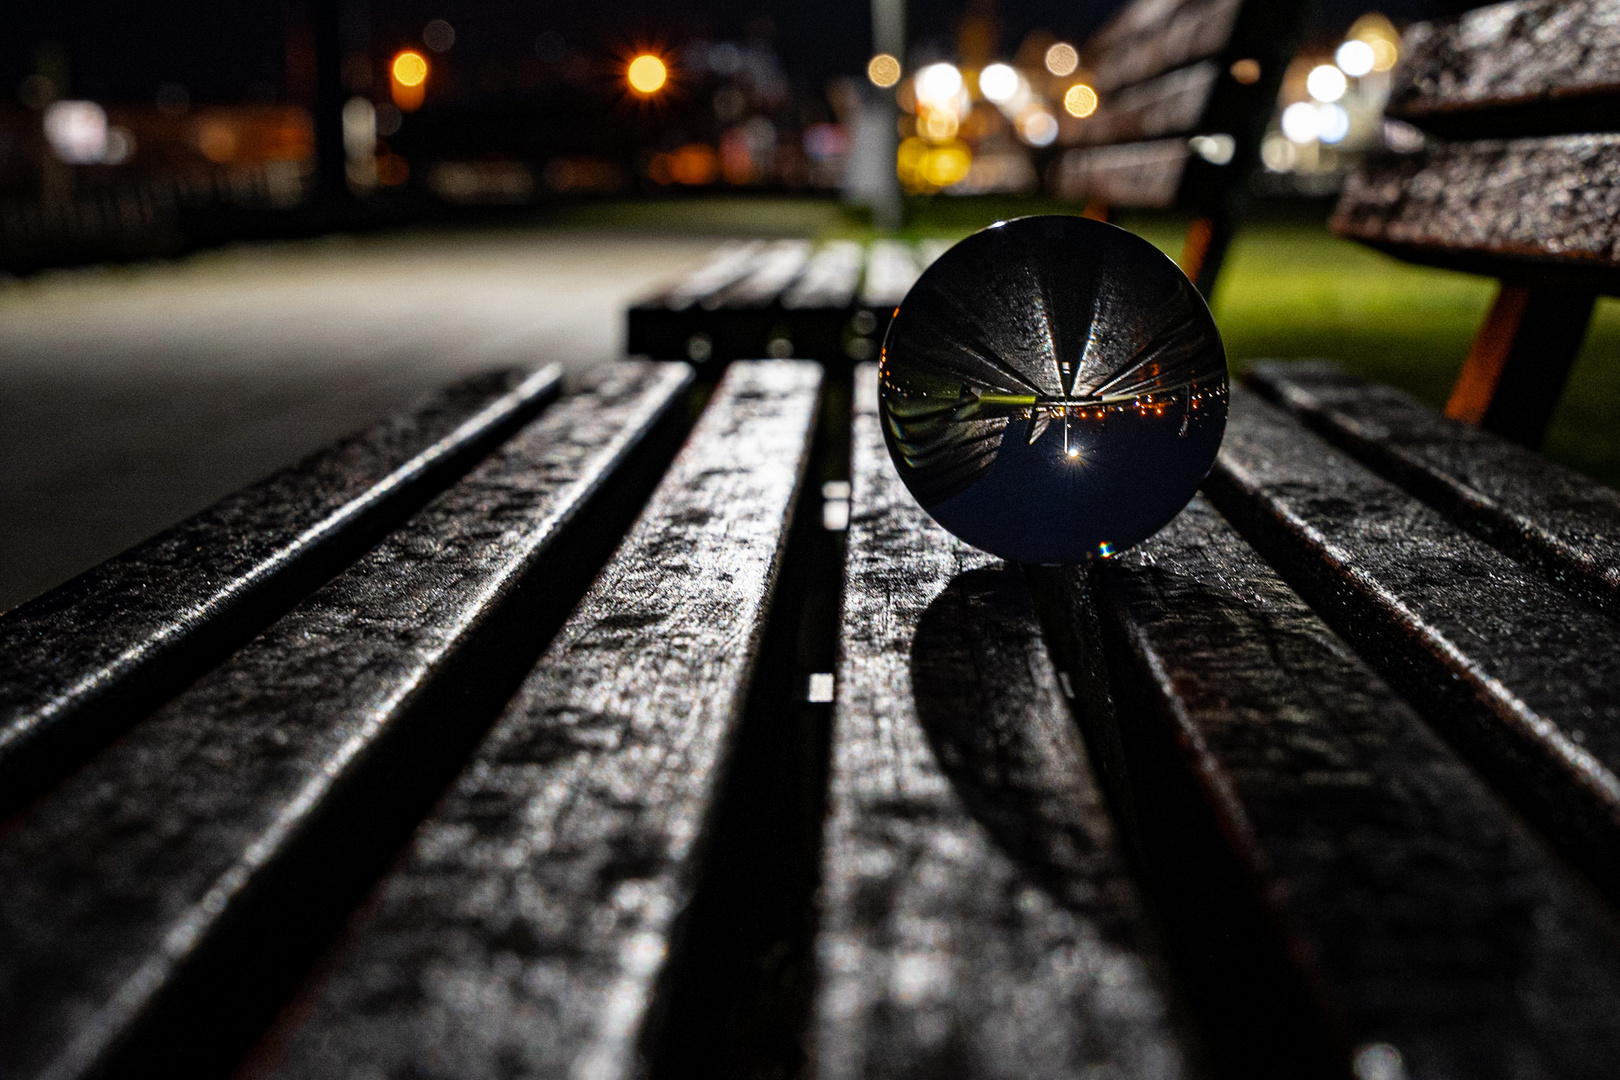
(1064, 83, 1098, 118)
(1370, 38, 1399, 72)
(920, 109, 958, 141)
(392, 50, 429, 88)
(1045, 42, 1079, 77)
(627, 54, 668, 95)
(1229, 57, 1261, 84)
(868, 53, 902, 88)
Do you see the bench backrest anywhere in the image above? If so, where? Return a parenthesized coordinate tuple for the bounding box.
(1055, 0, 1308, 291)
(1332, 0, 1620, 447)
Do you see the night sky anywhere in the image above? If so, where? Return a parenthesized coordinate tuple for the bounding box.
(2, 0, 1455, 105)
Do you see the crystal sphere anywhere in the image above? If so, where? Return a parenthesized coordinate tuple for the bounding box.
(879, 215, 1228, 564)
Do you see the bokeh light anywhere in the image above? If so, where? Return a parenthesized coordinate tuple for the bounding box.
(628, 54, 668, 95)
(1063, 84, 1098, 118)
(1306, 64, 1347, 103)
(422, 19, 455, 53)
(1317, 102, 1351, 144)
(1280, 101, 1320, 143)
(867, 53, 901, 88)
(1045, 42, 1079, 77)
(1017, 109, 1059, 146)
(391, 50, 428, 111)
(1336, 39, 1375, 78)
(915, 63, 963, 107)
(392, 51, 428, 88)
(1229, 58, 1261, 85)
(979, 63, 1018, 104)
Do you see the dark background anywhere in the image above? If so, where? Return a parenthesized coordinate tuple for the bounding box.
(2, 0, 1458, 106)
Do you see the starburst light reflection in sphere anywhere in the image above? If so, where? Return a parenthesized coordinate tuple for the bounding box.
(878, 215, 1228, 564)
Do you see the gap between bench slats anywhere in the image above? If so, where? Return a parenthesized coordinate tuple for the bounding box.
(815, 365, 1196, 1080)
(1204, 387, 1620, 905)
(1247, 361, 1620, 621)
(0, 362, 690, 1080)
(1034, 495, 1620, 1080)
(0, 365, 561, 817)
(248, 360, 820, 1080)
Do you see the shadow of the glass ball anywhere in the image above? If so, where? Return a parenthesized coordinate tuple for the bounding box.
(907, 564, 1139, 930)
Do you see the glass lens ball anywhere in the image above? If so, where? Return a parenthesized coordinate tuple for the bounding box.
(879, 215, 1228, 564)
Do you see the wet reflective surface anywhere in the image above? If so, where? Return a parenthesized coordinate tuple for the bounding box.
(879, 215, 1228, 563)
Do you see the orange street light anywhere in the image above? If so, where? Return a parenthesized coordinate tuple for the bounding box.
(627, 54, 668, 95)
(392, 50, 428, 111)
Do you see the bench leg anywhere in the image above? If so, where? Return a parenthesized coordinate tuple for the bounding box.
(1446, 284, 1596, 448)
(1179, 214, 1234, 300)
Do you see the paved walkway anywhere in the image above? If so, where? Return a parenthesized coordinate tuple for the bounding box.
(0, 229, 719, 611)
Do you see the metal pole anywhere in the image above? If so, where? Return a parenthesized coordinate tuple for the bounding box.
(870, 0, 904, 230)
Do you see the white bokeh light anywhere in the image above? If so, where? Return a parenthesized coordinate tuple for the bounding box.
(915, 63, 964, 106)
(1306, 64, 1348, 103)
(43, 101, 109, 164)
(1317, 102, 1351, 144)
(1280, 101, 1321, 143)
(1336, 39, 1375, 78)
(978, 63, 1018, 104)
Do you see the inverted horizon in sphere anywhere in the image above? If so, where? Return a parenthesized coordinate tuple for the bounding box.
(878, 215, 1228, 564)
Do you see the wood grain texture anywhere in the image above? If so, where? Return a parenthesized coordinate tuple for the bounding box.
(0, 365, 561, 814)
(1388, 0, 1620, 138)
(0, 362, 691, 1080)
(1086, 0, 1242, 93)
(782, 240, 864, 311)
(1054, 140, 1190, 208)
(815, 365, 1193, 1080)
(1051, 494, 1620, 1079)
(1205, 387, 1620, 902)
(1333, 137, 1620, 289)
(1248, 360, 1620, 619)
(1075, 62, 1219, 146)
(253, 360, 820, 1080)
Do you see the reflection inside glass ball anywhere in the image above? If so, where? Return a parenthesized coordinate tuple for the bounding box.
(879, 215, 1228, 564)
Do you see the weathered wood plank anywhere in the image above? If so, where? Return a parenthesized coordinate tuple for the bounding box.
(782, 240, 864, 312)
(1055, 140, 1189, 208)
(1333, 137, 1620, 291)
(1204, 387, 1620, 902)
(0, 365, 561, 814)
(816, 365, 1195, 1080)
(1248, 360, 1620, 619)
(1041, 494, 1620, 1079)
(858, 239, 921, 311)
(1075, 62, 1219, 146)
(252, 361, 820, 1080)
(703, 239, 812, 310)
(625, 242, 767, 360)
(1388, 0, 1620, 139)
(1086, 0, 1242, 93)
(0, 362, 692, 1080)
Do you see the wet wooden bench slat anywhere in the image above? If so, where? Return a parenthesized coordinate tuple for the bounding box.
(1333, 134, 1620, 291)
(624, 242, 770, 362)
(1203, 387, 1620, 901)
(0, 365, 561, 814)
(1039, 494, 1620, 1080)
(0, 362, 690, 1080)
(1387, 0, 1620, 139)
(815, 367, 1195, 1080)
(1248, 361, 1620, 620)
(252, 361, 820, 1080)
